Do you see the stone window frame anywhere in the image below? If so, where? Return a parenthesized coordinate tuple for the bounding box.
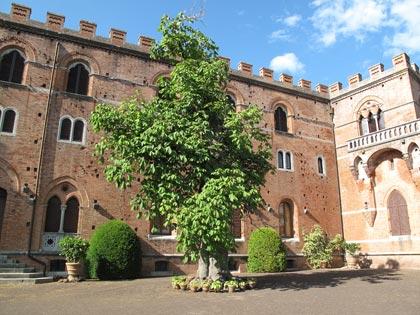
(0, 48, 26, 85)
(277, 149, 294, 172)
(316, 155, 327, 176)
(279, 199, 296, 239)
(0, 106, 18, 136)
(148, 214, 177, 240)
(57, 115, 87, 145)
(274, 105, 288, 133)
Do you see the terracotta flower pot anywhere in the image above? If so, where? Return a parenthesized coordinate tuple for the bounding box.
(66, 262, 82, 282)
(346, 254, 359, 268)
(202, 286, 210, 292)
(228, 286, 236, 293)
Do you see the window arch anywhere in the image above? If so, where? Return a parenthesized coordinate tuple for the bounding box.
(0, 108, 17, 135)
(0, 187, 7, 237)
(279, 200, 294, 238)
(58, 116, 86, 144)
(44, 196, 61, 232)
(274, 106, 288, 132)
(277, 150, 293, 171)
(359, 108, 384, 135)
(63, 197, 79, 233)
(226, 94, 236, 110)
(317, 156, 326, 175)
(66, 62, 90, 95)
(0, 49, 25, 84)
(44, 195, 80, 233)
(387, 190, 410, 236)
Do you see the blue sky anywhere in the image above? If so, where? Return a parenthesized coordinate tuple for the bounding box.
(1, 0, 419, 86)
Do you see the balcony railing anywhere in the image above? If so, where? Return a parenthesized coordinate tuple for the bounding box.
(42, 232, 78, 252)
(347, 119, 420, 152)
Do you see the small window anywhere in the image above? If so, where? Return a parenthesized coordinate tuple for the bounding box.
(317, 156, 326, 175)
(1, 109, 17, 134)
(50, 259, 66, 272)
(278, 150, 293, 171)
(0, 50, 25, 84)
(151, 214, 173, 236)
(72, 120, 85, 142)
(58, 116, 86, 144)
(155, 260, 169, 272)
(59, 118, 72, 140)
(66, 63, 90, 95)
(274, 106, 288, 132)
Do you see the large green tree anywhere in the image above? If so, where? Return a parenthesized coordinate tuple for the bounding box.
(90, 13, 272, 279)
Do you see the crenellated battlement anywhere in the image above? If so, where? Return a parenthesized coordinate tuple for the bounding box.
(1, 3, 330, 99)
(329, 52, 420, 98)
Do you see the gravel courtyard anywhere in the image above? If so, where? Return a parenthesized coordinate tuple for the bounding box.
(1, 269, 419, 315)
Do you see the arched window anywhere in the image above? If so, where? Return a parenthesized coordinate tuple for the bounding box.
(388, 190, 411, 236)
(44, 196, 61, 232)
(59, 117, 72, 140)
(274, 106, 288, 132)
(72, 120, 85, 142)
(226, 94, 236, 110)
(359, 109, 384, 135)
(0, 188, 7, 237)
(317, 156, 326, 175)
(63, 197, 79, 233)
(279, 201, 294, 238)
(0, 50, 25, 84)
(231, 209, 242, 239)
(58, 116, 86, 144)
(66, 63, 90, 95)
(0, 109, 17, 134)
(278, 150, 293, 171)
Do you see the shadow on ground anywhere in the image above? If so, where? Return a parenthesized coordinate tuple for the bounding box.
(252, 269, 402, 291)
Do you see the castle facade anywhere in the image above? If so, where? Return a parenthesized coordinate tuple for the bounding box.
(0, 4, 418, 276)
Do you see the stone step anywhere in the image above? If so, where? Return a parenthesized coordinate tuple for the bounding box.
(0, 263, 26, 268)
(0, 267, 35, 273)
(0, 259, 19, 264)
(0, 277, 53, 284)
(0, 272, 44, 278)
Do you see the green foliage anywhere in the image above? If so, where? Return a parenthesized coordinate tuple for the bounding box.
(86, 220, 141, 280)
(90, 13, 272, 265)
(58, 236, 89, 263)
(343, 241, 361, 256)
(224, 279, 238, 288)
(247, 227, 287, 272)
(302, 225, 343, 269)
(210, 279, 223, 292)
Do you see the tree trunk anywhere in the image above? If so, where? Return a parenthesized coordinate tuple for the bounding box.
(196, 251, 231, 280)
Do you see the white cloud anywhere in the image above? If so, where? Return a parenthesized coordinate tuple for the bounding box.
(269, 29, 291, 42)
(310, 0, 387, 46)
(284, 14, 302, 27)
(270, 53, 305, 74)
(386, 0, 420, 54)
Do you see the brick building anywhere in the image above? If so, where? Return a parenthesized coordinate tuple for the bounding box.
(0, 4, 418, 277)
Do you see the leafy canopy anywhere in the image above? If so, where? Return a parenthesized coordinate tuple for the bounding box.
(90, 13, 272, 263)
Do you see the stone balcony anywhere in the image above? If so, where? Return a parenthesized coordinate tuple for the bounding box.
(42, 232, 78, 253)
(347, 119, 420, 152)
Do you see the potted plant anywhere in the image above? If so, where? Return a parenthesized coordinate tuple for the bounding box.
(210, 279, 223, 293)
(238, 279, 248, 291)
(202, 279, 212, 292)
(189, 279, 202, 292)
(247, 278, 257, 289)
(179, 280, 188, 290)
(343, 242, 361, 268)
(224, 280, 238, 293)
(171, 276, 186, 289)
(59, 236, 89, 282)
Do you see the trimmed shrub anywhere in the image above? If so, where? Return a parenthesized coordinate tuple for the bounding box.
(87, 220, 141, 280)
(247, 227, 286, 272)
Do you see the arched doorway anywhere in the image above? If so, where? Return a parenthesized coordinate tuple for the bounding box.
(0, 187, 7, 238)
(387, 190, 411, 236)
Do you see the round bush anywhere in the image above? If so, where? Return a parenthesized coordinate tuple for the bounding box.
(87, 220, 141, 280)
(247, 227, 286, 272)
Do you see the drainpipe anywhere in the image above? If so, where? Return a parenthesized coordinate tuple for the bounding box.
(27, 41, 60, 276)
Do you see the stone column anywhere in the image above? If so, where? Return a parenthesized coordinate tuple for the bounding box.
(59, 204, 67, 233)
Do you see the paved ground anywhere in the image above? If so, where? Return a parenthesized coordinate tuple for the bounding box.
(0, 269, 419, 315)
